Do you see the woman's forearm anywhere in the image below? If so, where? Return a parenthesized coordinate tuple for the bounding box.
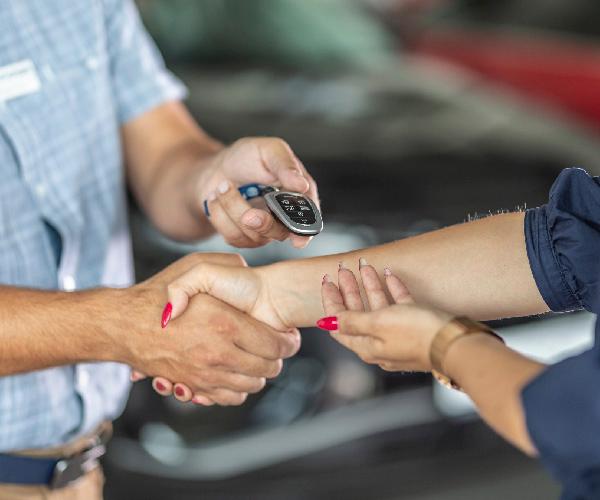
(265, 212, 548, 328)
(444, 334, 545, 455)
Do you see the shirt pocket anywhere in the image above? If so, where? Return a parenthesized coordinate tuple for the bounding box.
(0, 176, 58, 288)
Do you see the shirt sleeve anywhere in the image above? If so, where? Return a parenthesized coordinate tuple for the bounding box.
(101, 0, 188, 124)
(524, 167, 600, 313)
(522, 343, 600, 493)
(522, 167, 600, 492)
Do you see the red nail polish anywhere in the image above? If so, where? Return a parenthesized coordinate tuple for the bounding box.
(316, 316, 339, 331)
(155, 381, 166, 392)
(161, 302, 172, 329)
(175, 386, 185, 397)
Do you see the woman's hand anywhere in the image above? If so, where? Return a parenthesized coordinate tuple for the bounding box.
(318, 258, 452, 372)
(132, 257, 295, 404)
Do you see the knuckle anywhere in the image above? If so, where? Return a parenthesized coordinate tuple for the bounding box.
(204, 350, 225, 367)
(265, 136, 288, 149)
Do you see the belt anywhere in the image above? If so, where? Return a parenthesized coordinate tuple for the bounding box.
(0, 425, 110, 489)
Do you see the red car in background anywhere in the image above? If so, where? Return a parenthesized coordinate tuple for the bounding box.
(385, 0, 600, 131)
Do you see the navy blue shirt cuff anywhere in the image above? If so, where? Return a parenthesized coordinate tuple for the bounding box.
(524, 207, 583, 313)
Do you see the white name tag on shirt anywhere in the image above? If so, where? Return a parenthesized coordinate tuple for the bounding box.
(0, 59, 41, 102)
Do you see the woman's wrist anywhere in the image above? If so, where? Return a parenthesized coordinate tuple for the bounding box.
(443, 332, 509, 387)
(259, 259, 330, 328)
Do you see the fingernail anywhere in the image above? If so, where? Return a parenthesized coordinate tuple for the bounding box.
(338, 261, 346, 270)
(208, 191, 217, 202)
(161, 302, 172, 329)
(322, 274, 332, 284)
(175, 386, 185, 397)
(359, 257, 368, 269)
(155, 381, 166, 392)
(244, 215, 262, 228)
(384, 268, 392, 277)
(218, 181, 230, 194)
(316, 316, 339, 331)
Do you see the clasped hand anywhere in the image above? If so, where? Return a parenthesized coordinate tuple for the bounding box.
(128, 252, 300, 406)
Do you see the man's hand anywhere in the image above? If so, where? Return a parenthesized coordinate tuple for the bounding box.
(196, 137, 319, 249)
(126, 253, 301, 406)
(138, 258, 298, 403)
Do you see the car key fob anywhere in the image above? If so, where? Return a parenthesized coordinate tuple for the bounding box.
(204, 183, 323, 236)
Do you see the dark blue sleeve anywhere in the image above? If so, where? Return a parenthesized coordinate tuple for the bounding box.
(522, 339, 600, 495)
(524, 167, 600, 314)
(521, 168, 600, 495)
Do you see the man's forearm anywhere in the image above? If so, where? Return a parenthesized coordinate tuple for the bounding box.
(123, 101, 224, 242)
(0, 286, 151, 376)
(266, 212, 549, 327)
(138, 140, 222, 241)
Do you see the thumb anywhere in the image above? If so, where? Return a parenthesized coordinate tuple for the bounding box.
(166, 263, 257, 321)
(259, 138, 310, 194)
(337, 310, 378, 337)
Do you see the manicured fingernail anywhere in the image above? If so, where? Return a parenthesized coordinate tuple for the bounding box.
(175, 386, 185, 397)
(316, 316, 339, 331)
(384, 268, 392, 277)
(244, 215, 262, 228)
(161, 302, 172, 329)
(359, 257, 368, 269)
(218, 181, 230, 194)
(322, 274, 332, 284)
(208, 191, 217, 202)
(338, 261, 346, 270)
(155, 381, 166, 392)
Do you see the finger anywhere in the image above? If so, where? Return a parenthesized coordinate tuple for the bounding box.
(338, 262, 365, 311)
(130, 370, 147, 382)
(289, 234, 312, 249)
(235, 326, 300, 361)
(297, 163, 320, 209)
(202, 371, 267, 394)
(167, 262, 243, 321)
(192, 394, 216, 406)
(358, 258, 391, 310)
(149, 251, 247, 287)
(173, 383, 193, 402)
(258, 138, 310, 194)
(384, 268, 414, 304)
(215, 181, 275, 245)
(240, 207, 290, 242)
(337, 310, 378, 336)
(152, 377, 173, 396)
(207, 191, 259, 248)
(219, 348, 285, 379)
(330, 332, 381, 364)
(321, 274, 348, 316)
(205, 388, 249, 407)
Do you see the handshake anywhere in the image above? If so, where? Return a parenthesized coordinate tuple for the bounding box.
(122, 252, 301, 407)
(121, 250, 451, 407)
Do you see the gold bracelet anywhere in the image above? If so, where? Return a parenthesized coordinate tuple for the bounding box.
(430, 316, 504, 391)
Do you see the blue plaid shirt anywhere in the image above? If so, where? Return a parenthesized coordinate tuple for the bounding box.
(0, 0, 186, 451)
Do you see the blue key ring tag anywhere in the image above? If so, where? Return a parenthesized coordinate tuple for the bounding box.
(203, 183, 276, 217)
